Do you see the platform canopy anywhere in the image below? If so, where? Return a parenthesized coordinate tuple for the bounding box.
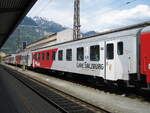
(0, 0, 38, 48)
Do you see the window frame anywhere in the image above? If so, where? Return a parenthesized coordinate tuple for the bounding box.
(42, 53, 45, 60)
(52, 51, 56, 60)
(66, 49, 72, 61)
(106, 43, 114, 60)
(77, 47, 84, 61)
(58, 50, 63, 61)
(46, 52, 50, 60)
(117, 41, 123, 55)
(90, 45, 100, 61)
(38, 53, 40, 60)
(34, 53, 37, 60)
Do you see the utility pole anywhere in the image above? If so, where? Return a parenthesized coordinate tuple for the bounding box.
(15, 28, 20, 70)
(73, 0, 80, 40)
(17, 28, 21, 53)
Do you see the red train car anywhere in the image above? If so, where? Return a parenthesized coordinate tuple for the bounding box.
(140, 31, 150, 86)
(32, 48, 58, 69)
(15, 54, 22, 65)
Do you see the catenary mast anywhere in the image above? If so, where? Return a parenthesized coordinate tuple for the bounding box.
(73, 0, 80, 40)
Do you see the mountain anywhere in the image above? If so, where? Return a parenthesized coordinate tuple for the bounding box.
(33, 17, 66, 33)
(21, 16, 37, 26)
(2, 16, 97, 54)
(83, 31, 97, 37)
(2, 16, 68, 54)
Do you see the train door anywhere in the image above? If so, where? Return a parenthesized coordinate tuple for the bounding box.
(106, 41, 116, 80)
(115, 40, 129, 80)
(28, 52, 32, 67)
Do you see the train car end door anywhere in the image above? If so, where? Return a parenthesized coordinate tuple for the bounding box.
(106, 41, 116, 80)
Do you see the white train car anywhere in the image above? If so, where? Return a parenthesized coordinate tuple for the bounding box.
(4, 54, 16, 64)
(32, 27, 141, 84)
(4, 55, 10, 64)
(6, 23, 150, 88)
(11, 54, 16, 65)
(22, 51, 32, 67)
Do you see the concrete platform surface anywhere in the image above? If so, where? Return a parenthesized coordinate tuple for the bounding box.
(3, 64, 150, 113)
(0, 65, 61, 113)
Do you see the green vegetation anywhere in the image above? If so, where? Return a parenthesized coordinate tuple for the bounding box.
(2, 16, 64, 54)
(2, 16, 97, 54)
(0, 56, 2, 63)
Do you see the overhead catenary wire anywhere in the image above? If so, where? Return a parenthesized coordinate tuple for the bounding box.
(28, 0, 49, 17)
(31, 0, 142, 25)
(118, 0, 141, 8)
(31, 0, 53, 17)
(28, 0, 144, 32)
(84, 0, 141, 19)
(40, 0, 54, 15)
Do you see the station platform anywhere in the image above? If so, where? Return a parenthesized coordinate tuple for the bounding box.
(2, 63, 150, 113)
(4, 64, 150, 113)
(0, 65, 61, 113)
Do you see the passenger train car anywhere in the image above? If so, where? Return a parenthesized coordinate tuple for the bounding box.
(4, 23, 150, 89)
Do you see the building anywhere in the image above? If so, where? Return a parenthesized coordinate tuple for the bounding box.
(26, 29, 73, 51)
(0, 52, 7, 57)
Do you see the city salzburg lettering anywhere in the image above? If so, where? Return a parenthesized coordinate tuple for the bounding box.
(76, 62, 104, 70)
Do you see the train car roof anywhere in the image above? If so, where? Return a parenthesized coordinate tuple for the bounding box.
(32, 22, 150, 52)
(141, 25, 150, 33)
(86, 21, 150, 38)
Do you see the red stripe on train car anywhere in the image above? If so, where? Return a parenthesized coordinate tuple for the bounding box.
(15, 55, 21, 65)
(32, 48, 58, 69)
(140, 32, 150, 83)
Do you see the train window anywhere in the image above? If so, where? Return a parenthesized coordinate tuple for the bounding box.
(77, 47, 84, 61)
(35, 54, 37, 60)
(26, 55, 28, 61)
(33, 54, 35, 59)
(66, 49, 72, 61)
(58, 50, 63, 61)
(46, 52, 50, 60)
(90, 45, 100, 61)
(42, 53, 45, 60)
(38, 53, 40, 60)
(107, 43, 114, 59)
(117, 42, 123, 55)
(52, 51, 56, 60)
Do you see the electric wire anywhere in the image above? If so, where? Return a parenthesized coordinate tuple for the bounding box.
(28, 0, 49, 17)
(32, 0, 53, 17)
(84, 0, 142, 18)
(28, 0, 145, 31)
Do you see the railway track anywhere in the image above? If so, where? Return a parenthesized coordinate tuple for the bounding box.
(3, 66, 111, 113)
(33, 68, 150, 102)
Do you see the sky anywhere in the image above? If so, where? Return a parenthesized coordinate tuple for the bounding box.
(27, 0, 150, 32)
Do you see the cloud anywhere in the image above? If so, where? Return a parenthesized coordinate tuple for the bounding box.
(28, 0, 74, 27)
(28, 1, 150, 32)
(81, 5, 150, 31)
(28, 0, 113, 28)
